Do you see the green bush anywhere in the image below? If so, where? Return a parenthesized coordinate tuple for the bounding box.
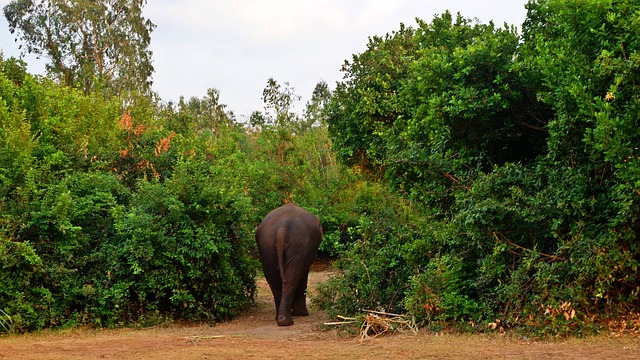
(404, 255, 481, 327)
(319, 1, 640, 336)
(313, 186, 420, 316)
(0, 64, 259, 331)
(108, 158, 257, 323)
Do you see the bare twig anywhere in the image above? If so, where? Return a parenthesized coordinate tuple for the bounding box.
(324, 315, 357, 326)
(182, 335, 225, 345)
(338, 315, 357, 320)
(323, 321, 357, 326)
(492, 231, 564, 261)
(364, 309, 403, 317)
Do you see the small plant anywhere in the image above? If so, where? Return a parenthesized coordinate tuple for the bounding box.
(0, 309, 12, 332)
(404, 255, 481, 326)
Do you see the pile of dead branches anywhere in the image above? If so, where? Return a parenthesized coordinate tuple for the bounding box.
(324, 310, 418, 341)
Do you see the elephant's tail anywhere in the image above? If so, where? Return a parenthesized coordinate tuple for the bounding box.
(276, 227, 287, 281)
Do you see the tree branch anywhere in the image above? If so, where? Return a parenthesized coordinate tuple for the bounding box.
(493, 231, 564, 261)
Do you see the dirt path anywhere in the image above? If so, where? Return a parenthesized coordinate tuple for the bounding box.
(1, 263, 639, 359)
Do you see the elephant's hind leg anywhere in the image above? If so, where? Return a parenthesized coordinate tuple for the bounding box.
(291, 273, 310, 316)
(278, 264, 310, 325)
(277, 280, 295, 326)
(261, 264, 283, 322)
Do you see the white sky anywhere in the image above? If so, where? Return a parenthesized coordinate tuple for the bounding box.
(0, 0, 529, 120)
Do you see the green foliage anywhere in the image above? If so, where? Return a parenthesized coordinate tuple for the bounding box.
(250, 78, 301, 129)
(0, 236, 45, 331)
(3, 0, 639, 337)
(0, 60, 260, 332)
(3, 0, 155, 96)
(318, 1, 640, 336)
(0, 56, 27, 85)
(314, 185, 423, 315)
(325, 22, 418, 172)
(404, 255, 481, 327)
(108, 159, 256, 322)
(304, 80, 332, 127)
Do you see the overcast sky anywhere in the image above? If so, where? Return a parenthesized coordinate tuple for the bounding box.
(1, 0, 529, 119)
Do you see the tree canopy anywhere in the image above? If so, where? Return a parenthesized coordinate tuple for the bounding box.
(3, 0, 155, 96)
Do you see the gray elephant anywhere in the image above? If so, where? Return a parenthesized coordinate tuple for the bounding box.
(255, 203, 323, 326)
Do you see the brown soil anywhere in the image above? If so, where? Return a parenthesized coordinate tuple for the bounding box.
(1, 262, 638, 360)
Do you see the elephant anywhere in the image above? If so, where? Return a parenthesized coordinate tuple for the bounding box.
(255, 203, 323, 326)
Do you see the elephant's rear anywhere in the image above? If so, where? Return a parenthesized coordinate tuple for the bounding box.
(256, 203, 322, 249)
(255, 203, 323, 326)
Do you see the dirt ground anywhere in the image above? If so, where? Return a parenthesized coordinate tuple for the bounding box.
(1, 262, 638, 360)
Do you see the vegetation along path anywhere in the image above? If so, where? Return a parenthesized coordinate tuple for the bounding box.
(0, 263, 638, 360)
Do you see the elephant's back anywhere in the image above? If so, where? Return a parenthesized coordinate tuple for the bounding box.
(259, 203, 317, 226)
(256, 203, 322, 242)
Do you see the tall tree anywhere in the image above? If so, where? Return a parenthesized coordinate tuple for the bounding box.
(3, 0, 155, 96)
(304, 80, 331, 128)
(250, 78, 301, 128)
(173, 88, 233, 135)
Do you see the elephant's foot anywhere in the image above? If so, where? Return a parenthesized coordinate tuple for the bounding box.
(277, 315, 293, 326)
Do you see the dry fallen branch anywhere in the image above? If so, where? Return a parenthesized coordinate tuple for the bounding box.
(492, 231, 564, 261)
(182, 335, 225, 345)
(323, 315, 357, 326)
(323, 321, 357, 326)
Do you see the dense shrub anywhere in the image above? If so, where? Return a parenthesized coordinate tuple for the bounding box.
(0, 63, 258, 331)
(318, 1, 640, 335)
(314, 184, 422, 315)
(107, 159, 257, 324)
